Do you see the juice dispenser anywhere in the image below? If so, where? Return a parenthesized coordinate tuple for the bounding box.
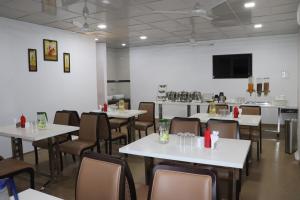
(247, 76, 254, 96)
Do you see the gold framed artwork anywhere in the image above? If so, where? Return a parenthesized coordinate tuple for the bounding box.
(28, 49, 37, 72)
(43, 39, 58, 61)
(63, 53, 70, 73)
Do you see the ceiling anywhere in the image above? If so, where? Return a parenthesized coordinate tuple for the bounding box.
(0, 0, 299, 48)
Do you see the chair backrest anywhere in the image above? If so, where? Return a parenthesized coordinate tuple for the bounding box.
(78, 113, 99, 143)
(207, 104, 229, 114)
(170, 117, 201, 136)
(240, 105, 261, 115)
(62, 110, 81, 127)
(148, 165, 217, 200)
(53, 111, 70, 125)
(76, 153, 125, 200)
(207, 119, 239, 139)
(137, 102, 155, 122)
(90, 112, 111, 140)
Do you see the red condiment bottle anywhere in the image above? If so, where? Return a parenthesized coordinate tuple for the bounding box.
(204, 128, 211, 148)
(233, 106, 239, 118)
(103, 103, 108, 112)
(20, 114, 26, 128)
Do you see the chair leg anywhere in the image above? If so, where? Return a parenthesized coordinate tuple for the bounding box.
(153, 122, 156, 133)
(109, 141, 112, 155)
(145, 129, 148, 136)
(138, 130, 141, 139)
(257, 141, 260, 161)
(34, 147, 39, 165)
(72, 155, 76, 163)
(60, 152, 63, 171)
(105, 140, 108, 154)
(28, 168, 35, 189)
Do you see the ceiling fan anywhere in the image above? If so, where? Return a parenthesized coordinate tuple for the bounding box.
(152, 0, 226, 21)
(72, 0, 93, 32)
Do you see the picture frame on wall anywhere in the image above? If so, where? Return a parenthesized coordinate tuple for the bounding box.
(63, 53, 70, 73)
(28, 49, 37, 72)
(43, 39, 58, 61)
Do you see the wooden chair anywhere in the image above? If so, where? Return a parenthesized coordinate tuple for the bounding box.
(91, 112, 127, 155)
(109, 101, 130, 132)
(59, 113, 100, 168)
(170, 117, 202, 136)
(0, 155, 35, 189)
(239, 105, 261, 161)
(76, 153, 136, 200)
(135, 102, 156, 138)
(148, 165, 217, 200)
(62, 110, 81, 136)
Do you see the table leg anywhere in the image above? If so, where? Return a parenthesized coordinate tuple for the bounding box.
(128, 117, 136, 143)
(232, 168, 237, 200)
(196, 105, 200, 113)
(47, 137, 61, 180)
(159, 104, 163, 120)
(144, 157, 154, 185)
(11, 137, 23, 160)
(187, 105, 191, 117)
(259, 121, 262, 153)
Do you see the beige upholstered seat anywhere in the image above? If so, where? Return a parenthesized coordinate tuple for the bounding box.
(62, 110, 81, 136)
(135, 102, 156, 138)
(92, 112, 127, 155)
(59, 113, 99, 159)
(148, 165, 217, 200)
(239, 105, 261, 160)
(33, 111, 71, 165)
(170, 117, 201, 136)
(0, 156, 35, 189)
(109, 101, 130, 131)
(76, 153, 137, 200)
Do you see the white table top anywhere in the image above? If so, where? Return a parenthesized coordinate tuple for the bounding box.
(0, 124, 79, 142)
(10, 189, 62, 200)
(190, 113, 261, 126)
(155, 101, 208, 106)
(119, 134, 250, 169)
(92, 109, 147, 118)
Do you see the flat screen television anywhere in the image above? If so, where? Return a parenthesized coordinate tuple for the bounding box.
(213, 53, 252, 79)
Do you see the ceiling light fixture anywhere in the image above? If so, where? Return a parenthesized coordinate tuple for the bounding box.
(97, 24, 107, 29)
(102, 0, 110, 4)
(254, 23, 263, 28)
(122, 43, 127, 47)
(244, 2, 255, 8)
(95, 38, 99, 41)
(140, 35, 147, 40)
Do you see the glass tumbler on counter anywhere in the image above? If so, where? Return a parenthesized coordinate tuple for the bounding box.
(159, 119, 169, 144)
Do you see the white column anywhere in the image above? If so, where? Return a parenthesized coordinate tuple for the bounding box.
(96, 43, 108, 105)
(296, 33, 300, 160)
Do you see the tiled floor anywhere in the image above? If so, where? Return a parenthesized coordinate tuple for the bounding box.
(13, 125, 300, 200)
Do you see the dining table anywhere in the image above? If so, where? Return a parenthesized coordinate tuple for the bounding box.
(92, 109, 147, 142)
(0, 123, 79, 181)
(10, 189, 63, 200)
(119, 133, 250, 200)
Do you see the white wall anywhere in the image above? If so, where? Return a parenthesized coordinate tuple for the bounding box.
(130, 34, 299, 124)
(96, 43, 107, 105)
(107, 48, 130, 98)
(0, 17, 98, 158)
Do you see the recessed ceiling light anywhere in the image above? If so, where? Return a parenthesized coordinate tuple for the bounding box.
(122, 43, 126, 47)
(95, 38, 99, 41)
(254, 23, 263, 28)
(244, 2, 255, 8)
(102, 0, 110, 4)
(97, 24, 107, 29)
(140, 35, 147, 40)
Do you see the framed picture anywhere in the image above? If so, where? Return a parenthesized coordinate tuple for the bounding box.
(28, 49, 37, 72)
(63, 53, 70, 73)
(43, 39, 58, 61)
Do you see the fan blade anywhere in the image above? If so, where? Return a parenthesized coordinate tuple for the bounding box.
(152, 10, 190, 15)
(207, 0, 227, 10)
(73, 20, 83, 28)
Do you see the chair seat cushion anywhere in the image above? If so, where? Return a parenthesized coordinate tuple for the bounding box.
(111, 131, 127, 140)
(109, 118, 128, 129)
(59, 140, 95, 156)
(0, 159, 33, 177)
(135, 121, 153, 131)
(33, 134, 69, 148)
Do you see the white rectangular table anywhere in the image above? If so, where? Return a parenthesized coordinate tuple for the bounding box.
(119, 133, 250, 200)
(92, 109, 147, 141)
(10, 189, 62, 200)
(0, 124, 79, 179)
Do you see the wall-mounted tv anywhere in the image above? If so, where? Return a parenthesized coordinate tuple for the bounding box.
(213, 53, 252, 79)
